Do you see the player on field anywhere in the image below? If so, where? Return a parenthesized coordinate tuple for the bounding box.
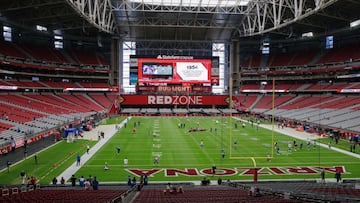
(266, 152, 271, 162)
(288, 141, 292, 152)
(233, 139, 238, 149)
(293, 140, 298, 151)
(104, 162, 109, 170)
(154, 156, 159, 165)
(306, 138, 311, 150)
(274, 142, 280, 154)
(212, 164, 216, 175)
(124, 157, 128, 168)
(221, 148, 225, 159)
(200, 139, 204, 148)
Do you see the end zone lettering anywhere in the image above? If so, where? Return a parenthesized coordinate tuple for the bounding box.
(148, 95, 203, 105)
(126, 166, 347, 177)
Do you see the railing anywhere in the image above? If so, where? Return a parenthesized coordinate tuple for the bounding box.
(111, 186, 137, 203)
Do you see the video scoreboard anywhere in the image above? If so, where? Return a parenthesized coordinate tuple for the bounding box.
(130, 55, 219, 90)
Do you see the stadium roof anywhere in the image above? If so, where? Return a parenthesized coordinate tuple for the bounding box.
(0, 0, 360, 43)
(127, 0, 251, 7)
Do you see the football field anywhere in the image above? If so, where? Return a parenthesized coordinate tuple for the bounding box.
(1, 116, 359, 185)
(75, 116, 360, 182)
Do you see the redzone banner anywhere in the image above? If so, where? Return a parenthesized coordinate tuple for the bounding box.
(118, 95, 232, 106)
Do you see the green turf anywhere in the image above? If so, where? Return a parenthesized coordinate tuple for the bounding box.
(0, 140, 96, 184)
(2, 116, 358, 185)
(317, 136, 355, 152)
(75, 116, 360, 182)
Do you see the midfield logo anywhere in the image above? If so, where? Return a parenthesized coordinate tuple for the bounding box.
(126, 166, 346, 177)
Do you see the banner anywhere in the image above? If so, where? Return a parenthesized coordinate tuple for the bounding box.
(118, 95, 233, 106)
(136, 86, 212, 93)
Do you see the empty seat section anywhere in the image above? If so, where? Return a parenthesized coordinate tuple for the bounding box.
(96, 53, 109, 66)
(2, 94, 66, 115)
(250, 54, 262, 67)
(289, 50, 318, 66)
(313, 96, 360, 109)
(268, 52, 295, 67)
(0, 40, 28, 58)
(0, 102, 44, 123)
(0, 189, 126, 203)
(5, 80, 45, 88)
(279, 96, 332, 110)
(240, 84, 259, 90)
(57, 94, 103, 112)
(89, 93, 112, 108)
(68, 49, 100, 65)
(41, 81, 78, 88)
(241, 56, 252, 67)
(255, 95, 295, 109)
(0, 121, 13, 132)
(91, 82, 111, 88)
(21, 44, 62, 62)
(24, 94, 86, 113)
(133, 189, 301, 203)
(316, 46, 357, 64)
(78, 82, 92, 88)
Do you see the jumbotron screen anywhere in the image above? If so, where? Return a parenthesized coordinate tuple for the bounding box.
(130, 56, 219, 86)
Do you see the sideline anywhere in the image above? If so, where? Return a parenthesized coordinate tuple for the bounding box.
(56, 118, 130, 182)
(0, 140, 63, 174)
(233, 117, 360, 159)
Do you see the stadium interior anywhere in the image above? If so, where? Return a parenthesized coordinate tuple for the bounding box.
(0, 0, 360, 202)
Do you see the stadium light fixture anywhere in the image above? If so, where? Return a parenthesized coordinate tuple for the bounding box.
(3, 26, 11, 32)
(301, 31, 313, 38)
(36, 25, 47, 32)
(350, 19, 360, 28)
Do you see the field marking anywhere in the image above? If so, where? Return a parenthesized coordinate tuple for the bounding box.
(152, 119, 162, 160)
(251, 157, 256, 167)
(152, 152, 162, 157)
(83, 160, 359, 167)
